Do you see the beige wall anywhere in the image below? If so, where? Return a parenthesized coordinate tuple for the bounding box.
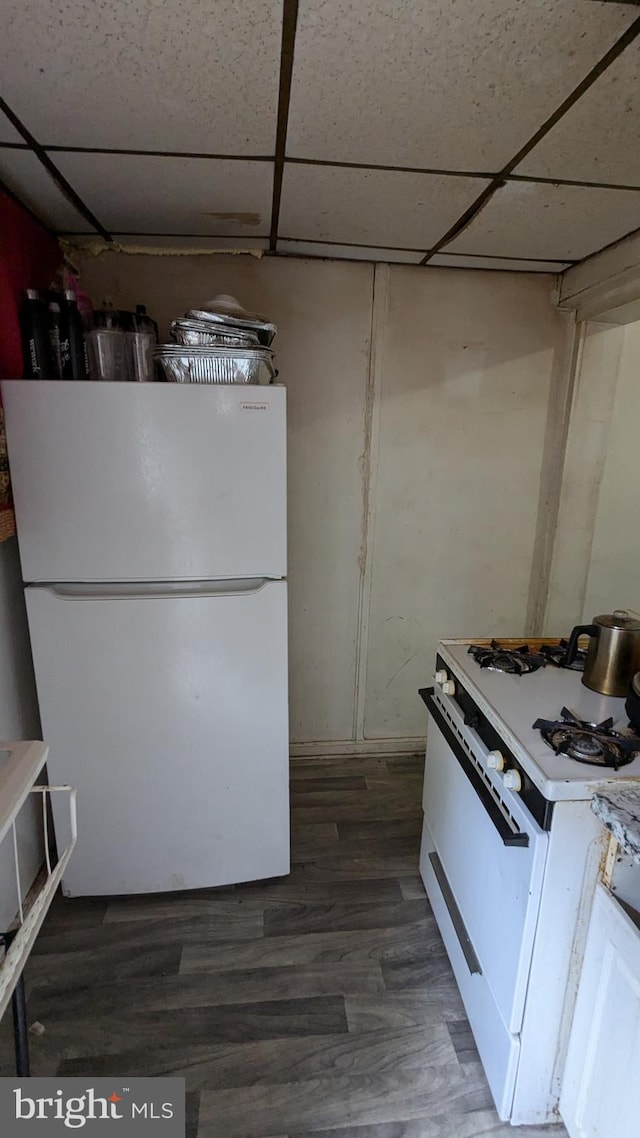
(545, 319, 640, 631)
(363, 266, 562, 739)
(73, 251, 566, 749)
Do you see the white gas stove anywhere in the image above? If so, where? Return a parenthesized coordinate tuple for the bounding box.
(440, 640, 640, 801)
(419, 639, 640, 1128)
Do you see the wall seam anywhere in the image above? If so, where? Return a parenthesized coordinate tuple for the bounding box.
(353, 262, 388, 742)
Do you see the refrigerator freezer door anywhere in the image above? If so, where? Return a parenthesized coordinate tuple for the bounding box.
(25, 579, 290, 895)
(2, 381, 286, 582)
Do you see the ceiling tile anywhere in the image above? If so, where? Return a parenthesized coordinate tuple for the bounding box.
(53, 153, 273, 236)
(279, 165, 489, 248)
(444, 180, 640, 261)
(0, 149, 95, 231)
(0, 0, 281, 152)
(0, 111, 23, 144)
(286, 0, 637, 170)
(428, 253, 570, 273)
(277, 240, 424, 263)
(516, 40, 640, 186)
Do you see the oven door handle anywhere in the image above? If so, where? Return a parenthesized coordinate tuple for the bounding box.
(419, 688, 529, 848)
(428, 851, 482, 975)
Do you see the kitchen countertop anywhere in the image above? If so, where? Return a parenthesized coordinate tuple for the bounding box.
(591, 785, 640, 864)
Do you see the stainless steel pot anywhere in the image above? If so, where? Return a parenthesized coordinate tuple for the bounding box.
(567, 609, 640, 697)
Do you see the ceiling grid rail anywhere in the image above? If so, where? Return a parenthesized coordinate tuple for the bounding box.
(0, 95, 112, 241)
(276, 236, 578, 263)
(419, 13, 640, 264)
(280, 156, 640, 195)
(45, 147, 273, 162)
(2, 144, 640, 199)
(1, 3, 639, 263)
(270, 0, 300, 250)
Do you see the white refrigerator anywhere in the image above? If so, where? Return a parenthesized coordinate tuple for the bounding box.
(1, 380, 290, 897)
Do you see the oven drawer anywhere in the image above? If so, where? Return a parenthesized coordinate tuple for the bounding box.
(420, 821, 519, 1122)
(422, 714, 548, 1033)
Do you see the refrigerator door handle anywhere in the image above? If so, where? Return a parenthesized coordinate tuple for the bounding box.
(31, 579, 280, 601)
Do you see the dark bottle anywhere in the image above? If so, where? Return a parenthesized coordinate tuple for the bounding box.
(20, 289, 54, 378)
(92, 299, 123, 330)
(61, 290, 89, 379)
(119, 309, 136, 331)
(48, 297, 64, 379)
(134, 303, 158, 341)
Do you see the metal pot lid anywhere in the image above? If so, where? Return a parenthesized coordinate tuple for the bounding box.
(595, 610, 640, 631)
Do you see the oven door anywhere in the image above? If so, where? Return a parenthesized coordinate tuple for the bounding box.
(421, 693, 548, 1035)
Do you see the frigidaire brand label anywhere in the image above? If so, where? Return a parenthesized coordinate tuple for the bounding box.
(0, 1078, 184, 1135)
(240, 401, 269, 412)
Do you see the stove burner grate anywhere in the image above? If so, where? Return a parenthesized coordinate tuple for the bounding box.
(539, 639, 587, 672)
(468, 639, 587, 674)
(468, 641, 547, 675)
(533, 707, 640, 770)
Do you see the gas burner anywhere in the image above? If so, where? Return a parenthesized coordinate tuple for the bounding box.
(533, 707, 640, 770)
(468, 641, 547, 675)
(539, 639, 587, 672)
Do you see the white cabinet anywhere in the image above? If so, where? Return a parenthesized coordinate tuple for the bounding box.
(560, 882, 640, 1138)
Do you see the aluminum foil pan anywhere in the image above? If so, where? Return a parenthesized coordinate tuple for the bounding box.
(184, 308, 277, 347)
(170, 319, 260, 348)
(154, 345, 276, 385)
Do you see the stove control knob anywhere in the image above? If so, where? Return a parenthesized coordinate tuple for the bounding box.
(503, 769, 522, 791)
(435, 670, 448, 685)
(487, 750, 505, 771)
(441, 680, 456, 696)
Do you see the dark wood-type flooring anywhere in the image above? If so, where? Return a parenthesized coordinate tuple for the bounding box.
(0, 754, 566, 1137)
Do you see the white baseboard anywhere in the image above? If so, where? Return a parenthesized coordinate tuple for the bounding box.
(289, 737, 425, 759)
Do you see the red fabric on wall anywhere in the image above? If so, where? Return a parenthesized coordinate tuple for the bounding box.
(0, 192, 62, 379)
(0, 191, 62, 538)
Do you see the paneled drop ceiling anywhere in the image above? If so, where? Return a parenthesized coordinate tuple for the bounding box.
(1, 0, 640, 272)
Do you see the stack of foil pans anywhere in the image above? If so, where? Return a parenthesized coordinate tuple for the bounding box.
(154, 344, 275, 385)
(169, 318, 260, 348)
(158, 296, 278, 384)
(185, 303, 277, 347)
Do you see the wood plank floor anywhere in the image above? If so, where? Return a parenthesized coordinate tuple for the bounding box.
(0, 754, 566, 1137)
